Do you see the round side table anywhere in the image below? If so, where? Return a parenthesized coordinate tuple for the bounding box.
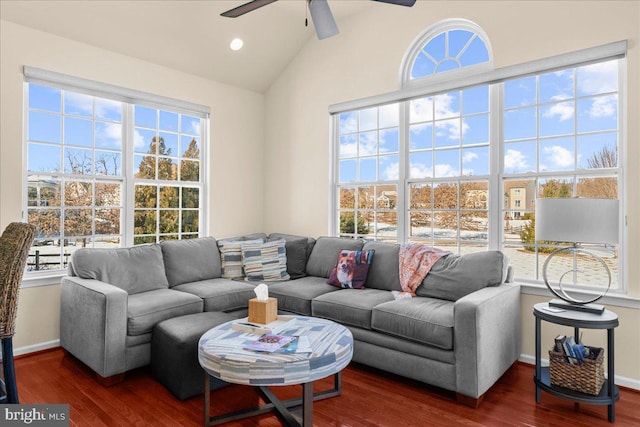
(533, 302, 619, 422)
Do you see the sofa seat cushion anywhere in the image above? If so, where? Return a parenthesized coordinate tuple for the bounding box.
(371, 297, 454, 350)
(312, 289, 394, 330)
(267, 276, 340, 315)
(160, 237, 222, 287)
(172, 279, 256, 312)
(127, 289, 203, 336)
(71, 244, 168, 294)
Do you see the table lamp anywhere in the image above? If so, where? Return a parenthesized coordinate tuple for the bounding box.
(535, 197, 619, 314)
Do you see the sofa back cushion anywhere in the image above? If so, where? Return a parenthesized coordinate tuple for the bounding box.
(268, 233, 316, 280)
(305, 237, 364, 278)
(71, 244, 169, 294)
(362, 241, 402, 291)
(416, 251, 509, 301)
(160, 237, 221, 287)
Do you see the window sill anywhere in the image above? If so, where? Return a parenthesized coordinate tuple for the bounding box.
(21, 271, 66, 288)
(519, 282, 640, 310)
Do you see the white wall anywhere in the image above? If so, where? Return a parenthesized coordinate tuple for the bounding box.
(0, 20, 266, 349)
(264, 1, 640, 383)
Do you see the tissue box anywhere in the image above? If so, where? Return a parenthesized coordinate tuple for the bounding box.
(248, 297, 278, 325)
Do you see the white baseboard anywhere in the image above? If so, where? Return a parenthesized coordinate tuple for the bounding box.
(519, 353, 640, 391)
(0, 339, 61, 361)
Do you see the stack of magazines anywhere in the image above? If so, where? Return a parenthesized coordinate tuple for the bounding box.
(243, 334, 312, 354)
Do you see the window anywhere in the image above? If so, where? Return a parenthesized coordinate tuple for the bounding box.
(331, 21, 625, 291)
(25, 77, 207, 273)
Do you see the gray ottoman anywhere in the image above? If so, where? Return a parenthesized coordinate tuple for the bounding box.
(151, 311, 241, 400)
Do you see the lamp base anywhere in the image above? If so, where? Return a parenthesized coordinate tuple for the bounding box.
(549, 298, 604, 315)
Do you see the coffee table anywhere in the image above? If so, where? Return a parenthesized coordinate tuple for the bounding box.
(198, 316, 353, 427)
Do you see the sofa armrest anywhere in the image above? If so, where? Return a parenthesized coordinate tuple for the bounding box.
(60, 276, 128, 378)
(454, 283, 521, 399)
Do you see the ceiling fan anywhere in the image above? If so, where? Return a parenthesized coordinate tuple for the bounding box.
(221, 0, 417, 40)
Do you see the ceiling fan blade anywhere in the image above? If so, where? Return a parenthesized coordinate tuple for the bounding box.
(221, 0, 279, 18)
(371, 0, 417, 6)
(308, 0, 339, 40)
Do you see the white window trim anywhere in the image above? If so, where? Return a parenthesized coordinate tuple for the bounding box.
(22, 68, 210, 286)
(329, 43, 627, 294)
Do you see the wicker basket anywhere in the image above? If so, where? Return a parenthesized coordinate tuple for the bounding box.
(549, 346, 605, 395)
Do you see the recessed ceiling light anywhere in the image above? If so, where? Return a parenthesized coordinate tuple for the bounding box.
(230, 38, 244, 51)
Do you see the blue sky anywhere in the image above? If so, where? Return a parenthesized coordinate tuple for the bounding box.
(339, 59, 619, 184)
(27, 85, 201, 173)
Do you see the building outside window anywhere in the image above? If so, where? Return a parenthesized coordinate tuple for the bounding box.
(331, 20, 624, 292)
(24, 75, 207, 273)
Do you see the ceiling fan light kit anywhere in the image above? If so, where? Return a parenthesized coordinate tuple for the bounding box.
(221, 0, 416, 40)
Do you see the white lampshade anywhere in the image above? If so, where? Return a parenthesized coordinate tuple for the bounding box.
(535, 198, 619, 244)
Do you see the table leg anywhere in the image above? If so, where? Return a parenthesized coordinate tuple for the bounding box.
(535, 315, 541, 403)
(204, 374, 210, 426)
(607, 328, 615, 423)
(302, 382, 313, 427)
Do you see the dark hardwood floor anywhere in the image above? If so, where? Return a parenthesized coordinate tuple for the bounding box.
(12, 348, 640, 426)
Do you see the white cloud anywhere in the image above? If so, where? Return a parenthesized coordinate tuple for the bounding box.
(578, 61, 618, 95)
(134, 130, 146, 150)
(65, 92, 93, 114)
(504, 149, 529, 170)
(379, 104, 399, 128)
(96, 123, 122, 148)
(95, 99, 122, 120)
(359, 132, 377, 156)
(340, 113, 357, 134)
(190, 121, 200, 135)
(543, 145, 573, 168)
(410, 98, 434, 122)
(543, 102, 574, 122)
(462, 151, 478, 163)
(588, 95, 617, 119)
(383, 162, 400, 180)
(409, 162, 431, 179)
(434, 163, 458, 177)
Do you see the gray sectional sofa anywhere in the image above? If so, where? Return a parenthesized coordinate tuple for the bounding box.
(60, 232, 520, 406)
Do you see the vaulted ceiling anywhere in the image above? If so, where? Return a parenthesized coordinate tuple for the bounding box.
(0, 0, 376, 93)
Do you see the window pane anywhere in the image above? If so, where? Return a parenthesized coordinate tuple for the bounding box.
(135, 106, 157, 128)
(160, 132, 179, 156)
(435, 119, 460, 147)
(378, 155, 399, 180)
(180, 160, 199, 181)
(359, 132, 377, 156)
(504, 140, 536, 174)
(577, 61, 618, 96)
(134, 210, 157, 235)
(181, 115, 201, 135)
(64, 117, 93, 147)
(181, 136, 200, 159)
(459, 36, 489, 66)
(409, 183, 431, 209)
(411, 52, 436, 79)
(28, 144, 61, 173)
(160, 186, 179, 208)
(540, 69, 574, 103)
(95, 98, 122, 122)
(339, 160, 356, 183)
(64, 209, 92, 236)
(504, 107, 536, 140)
(460, 211, 488, 241)
(95, 208, 120, 235)
(448, 30, 473, 57)
(434, 92, 460, 119)
(357, 187, 374, 209)
(460, 182, 488, 209)
(182, 187, 200, 209)
(160, 111, 179, 131)
(181, 210, 199, 233)
(135, 236, 156, 244)
(29, 84, 61, 112)
(410, 98, 433, 123)
(434, 211, 458, 240)
(462, 115, 488, 145)
(28, 178, 61, 207)
(538, 178, 574, 198)
(95, 183, 121, 207)
(504, 76, 536, 108)
(434, 183, 458, 209)
(64, 92, 93, 117)
(410, 123, 432, 151)
(425, 32, 446, 61)
(359, 158, 376, 182)
(64, 148, 93, 175)
(379, 128, 399, 153)
(409, 212, 433, 239)
(28, 208, 60, 238)
(462, 86, 489, 115)
(577, 95, 618, 132)
(377, 212, 397, 239)
(540, 101, 574, 137)
(135, 185, 157, 208)
(339, 211, 357, 234)
(540, 137, 574, 172)
(577, 176, 618, 199)
(339, 134, 357, 158)
(376, 185, 397, 210)
(359, 108, 377, 131)
(134, 128, 157, 154)
(95, 122, 122, 150)
(95, 151, 121, 176)
(159, 210, 179, 233)
(134, 155, 156, 179)
(410, 152, 432, 179)
(434, 149, 459, 177)
(462, 146, 489, 176)
(158, 157, 179, 181)
(577, 134, 617, 169)
(29, 112, 60, 143)
(339, 112, 357, 134)
(379, 104, 399, 128)
(64, 181, 93, 206)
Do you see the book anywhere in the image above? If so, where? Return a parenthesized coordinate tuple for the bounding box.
(231, 316, 296, 335)
(243, 334, 296, 353)
(562, 336, 577, 365)
(274, 336, 313, 354)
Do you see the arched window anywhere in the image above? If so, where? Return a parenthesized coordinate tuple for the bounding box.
(400, 19, 493, 86)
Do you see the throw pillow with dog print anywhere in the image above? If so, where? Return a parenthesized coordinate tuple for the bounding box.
(327, 249, 375, 289)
